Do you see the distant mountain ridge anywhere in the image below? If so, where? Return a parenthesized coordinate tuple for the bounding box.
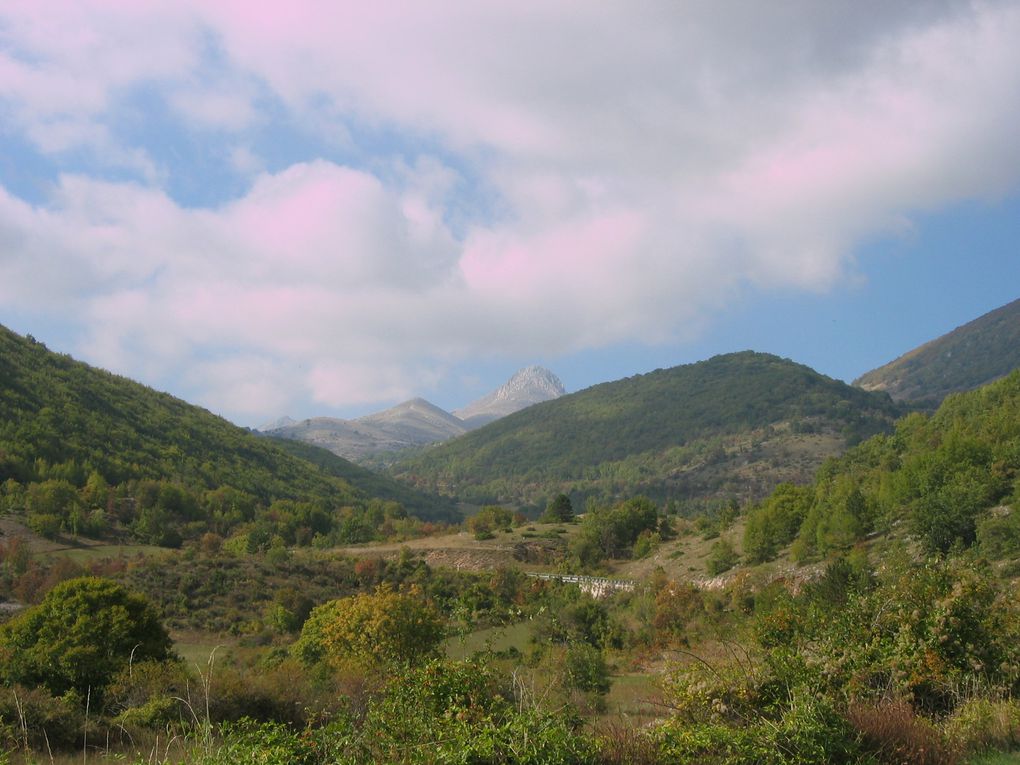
(391, 351, 905, 509)
(854, 298, 1020, 405)
(267, 398, 468, 461)
(263, 366, 565, 460)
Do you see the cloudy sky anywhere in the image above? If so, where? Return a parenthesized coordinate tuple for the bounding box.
(2, 1, 1019, 427)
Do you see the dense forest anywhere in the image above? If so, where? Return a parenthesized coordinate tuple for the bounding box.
(392, 351, 905, 509)
(743, 369, 1020, 564)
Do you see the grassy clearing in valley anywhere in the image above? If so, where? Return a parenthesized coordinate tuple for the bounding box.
(446, 620, 535, 660)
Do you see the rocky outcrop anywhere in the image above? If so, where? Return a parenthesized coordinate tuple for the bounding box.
(455, 366, 566, 428)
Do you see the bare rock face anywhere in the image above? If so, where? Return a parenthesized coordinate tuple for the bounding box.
(259, 415, 297, 431)
(454, 366, 566, 428)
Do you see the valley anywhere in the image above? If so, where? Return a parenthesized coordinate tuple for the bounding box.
(1, 298, 1020, 764)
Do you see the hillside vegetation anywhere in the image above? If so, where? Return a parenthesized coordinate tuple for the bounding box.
(0, 325, 457, 549)
(4, 343, 1020, 763)
(392, 351, 904, 509)
(855, 297, 1020, 404)
(744, 368, 1020, 565)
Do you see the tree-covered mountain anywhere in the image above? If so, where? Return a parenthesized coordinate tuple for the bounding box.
(268, 437, 458, 522)
(744, 367, 1020, 564)
(0, 324, 458, 546)
(854, 297, 1020, 405)
(390, 352, 905, 510)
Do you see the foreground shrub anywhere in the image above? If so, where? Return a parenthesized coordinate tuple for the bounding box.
(0, 684, 84, 750)
(655, 691, 860, 765)
(0, 577, 172, 703)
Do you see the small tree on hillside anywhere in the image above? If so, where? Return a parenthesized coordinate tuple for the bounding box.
(542, 493, 575, 523)
(466, 505, 515, 539)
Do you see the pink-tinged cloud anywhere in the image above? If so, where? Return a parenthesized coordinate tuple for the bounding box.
(1, 2, 1020, 421)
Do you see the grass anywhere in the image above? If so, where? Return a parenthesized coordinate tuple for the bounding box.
(446, 621, 534, 660)
(969, 753, 1020, 764)
(40, 543, 167, 563)
(173, 635, 235, 668)
(602, 671, 662, 723)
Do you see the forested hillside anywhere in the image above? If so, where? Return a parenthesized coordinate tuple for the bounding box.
(744, 368, 1020, 563)
(269, 437, 458, 522)
(0, 325, 457, 548)
(392, 352, 904, 509)
(855, 297, 1020, 404)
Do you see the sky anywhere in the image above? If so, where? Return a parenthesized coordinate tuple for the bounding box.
(1, 1, 1019, 428)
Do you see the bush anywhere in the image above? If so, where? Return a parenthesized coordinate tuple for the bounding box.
(655, 692, 861, 765)
(706, 537, 739, 576)
(294, 585, 445, 670)
(0, 684, 84, 750)
(0, 576, 172, 702)
(564, 643, 610, 696)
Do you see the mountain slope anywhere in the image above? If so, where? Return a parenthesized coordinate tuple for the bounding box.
(0, 325, 457, 529)
(264, 366, 565, 459)
(269, 437, 458, 521)
(854, 298, 1020, 405)
(265, 398, 467, 461)
(454, 366, 566, 428)
(746, 367, 1020, 564)
(391, 352, 905, 509)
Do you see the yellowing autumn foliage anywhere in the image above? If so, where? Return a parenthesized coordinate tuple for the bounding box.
(293, 585, 445, 669)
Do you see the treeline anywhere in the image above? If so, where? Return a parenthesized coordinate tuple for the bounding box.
(0, 474, 444, 550)
(744, 368, 1020, 563)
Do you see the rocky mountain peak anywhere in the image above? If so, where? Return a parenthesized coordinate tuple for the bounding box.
(454, 366, 566, 428)
(494, 366, 566, 401)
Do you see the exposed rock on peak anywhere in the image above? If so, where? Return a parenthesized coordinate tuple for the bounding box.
(455, 366, 566, 428)
(259, 415, 297, 431)
(262, 366, 565, 460)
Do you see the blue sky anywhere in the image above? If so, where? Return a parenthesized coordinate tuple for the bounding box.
(1, 2, 1018, 426)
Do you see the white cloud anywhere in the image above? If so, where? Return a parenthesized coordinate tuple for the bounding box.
(1, 2, 1019, 421)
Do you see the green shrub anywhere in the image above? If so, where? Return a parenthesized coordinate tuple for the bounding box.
(0, 577, 172, 701)
(655, 692, 861, 765)
(0, 684, 84, 750)
(706, 537, 739, 576)
(564, 643, 610, 696)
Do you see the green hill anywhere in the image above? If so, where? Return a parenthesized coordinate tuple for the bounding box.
(0, 325, 458, 546)
(744, 367, 1020, 563)
(854, 297, 1020, 405)
(390, 352, 904, 510)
